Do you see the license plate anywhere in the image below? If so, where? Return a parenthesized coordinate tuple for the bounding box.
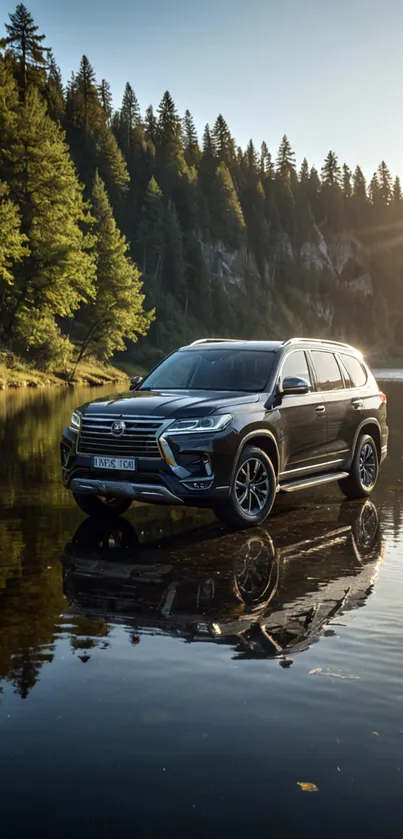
(92, 456, 136, 471)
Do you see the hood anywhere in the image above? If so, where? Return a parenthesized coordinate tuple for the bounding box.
(79, 389, 260, 418)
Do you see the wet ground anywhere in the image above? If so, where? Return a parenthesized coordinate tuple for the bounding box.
(1, 382, 403, 838)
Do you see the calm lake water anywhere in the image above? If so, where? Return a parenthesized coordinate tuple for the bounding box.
(1, 381, 403, 838)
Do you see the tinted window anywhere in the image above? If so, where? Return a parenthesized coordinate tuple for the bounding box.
(281, 351, 311, 385)
(140, 350, 275, 391)
(340, 354, 367, 388)
(311, 351, 343, 391)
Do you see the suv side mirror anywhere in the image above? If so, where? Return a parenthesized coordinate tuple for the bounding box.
(129, 375, 143, 391)
(281, 376, 310, 395)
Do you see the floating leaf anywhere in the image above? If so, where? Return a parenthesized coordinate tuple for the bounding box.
(297, 782, 318, 792)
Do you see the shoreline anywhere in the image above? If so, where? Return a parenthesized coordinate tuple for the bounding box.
(0, 360, 129, 390)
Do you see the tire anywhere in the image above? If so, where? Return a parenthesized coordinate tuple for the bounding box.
(213, 445, 276, 529)
(72, 492, 132, 518)
(338, 434, 379, 500)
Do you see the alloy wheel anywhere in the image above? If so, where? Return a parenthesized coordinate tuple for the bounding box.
(359, 443, 377, 488)
(235, 457, 270, 516)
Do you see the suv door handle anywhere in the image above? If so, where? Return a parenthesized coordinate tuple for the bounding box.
(352, 399, 364, 410)
(315, 405, 326, 415)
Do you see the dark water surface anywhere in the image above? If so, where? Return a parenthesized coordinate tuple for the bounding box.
(1, 383, 403, 837)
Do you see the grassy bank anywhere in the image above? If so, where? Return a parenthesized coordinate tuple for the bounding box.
(0, 354, 132, 389)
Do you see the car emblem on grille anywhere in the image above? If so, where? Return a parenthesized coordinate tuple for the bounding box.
(111, 420, 126, 437)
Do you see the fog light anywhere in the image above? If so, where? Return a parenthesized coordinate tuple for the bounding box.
(181, 478, 213, 491)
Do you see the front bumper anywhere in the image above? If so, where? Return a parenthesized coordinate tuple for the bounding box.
(61, 425, 236, 507)
(70, 477, 185, 505)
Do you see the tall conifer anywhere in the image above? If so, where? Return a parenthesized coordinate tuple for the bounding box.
(3, 3, 48, 93)
(74, 171, 152, 366)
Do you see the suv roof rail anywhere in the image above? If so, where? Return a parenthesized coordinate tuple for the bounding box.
(190, 338, 244, 345)
(284, 337, 360, 354)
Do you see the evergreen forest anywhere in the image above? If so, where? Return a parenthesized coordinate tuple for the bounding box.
(1, 3, 403, 375)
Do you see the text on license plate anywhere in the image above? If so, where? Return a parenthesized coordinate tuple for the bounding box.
(92, 456, 136, 471)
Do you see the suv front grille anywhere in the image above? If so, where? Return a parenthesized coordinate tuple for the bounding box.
(77, 415, 164, 458)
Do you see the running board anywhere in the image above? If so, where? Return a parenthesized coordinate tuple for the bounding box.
(279, 471, 349, 493)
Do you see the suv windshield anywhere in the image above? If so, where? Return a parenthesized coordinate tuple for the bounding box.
(140, 349, 275, 392)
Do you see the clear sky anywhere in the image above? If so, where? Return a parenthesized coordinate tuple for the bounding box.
(5, 0, 402, 178)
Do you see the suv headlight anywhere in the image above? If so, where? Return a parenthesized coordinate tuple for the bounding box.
(166, 414, 232, 434)
(69, 411, 81, 431)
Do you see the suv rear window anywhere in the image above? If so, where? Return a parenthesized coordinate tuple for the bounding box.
(311, 351, 343, 391)
(340, 354, 367, 388)
(140, 349, 275, 391)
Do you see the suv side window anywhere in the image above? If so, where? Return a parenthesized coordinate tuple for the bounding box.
(280, 350, 312, 386)
(340, 354, 367, 388)
(311, 351, 343, 391)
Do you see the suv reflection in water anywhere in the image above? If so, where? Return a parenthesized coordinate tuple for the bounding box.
(61, 500, 384, 660)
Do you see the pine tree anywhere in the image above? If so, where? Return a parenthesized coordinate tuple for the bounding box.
(74, 54, 99, 131)
(260, 142, 273, 178)
(182, 109, 200, 167)
(45, 49, 64, 120)
(135, 176, 165, 295)
(212, 114, 235, 167)
(321, 151, 341, 186)
(350, 165, 368, 228)
(0, 87, 95, 366)
(157, 90, 181, 147)
(305, 166, 321, 216)
(120, 82, 140, 132)
(299, 158, 309, 183)
(320, 152, 343, 230)
(0, 181, 27, 289)
(199, 124, 216, 210)
(393, 176, 402, 203)
(309, 167, 321, 191)
(96, 126, 129, 202)
(342, 163, 352, 198)
(115, 81, 143, 165)
(276, 135, 296, 178)
(377, 161, 392, 205)
(246, 139, 258, 171)
(353, 165, 367, 201)
(3, 3, 48, 94)
(73, 171, 153, 366)
(201, 124, 215, 162)
(98, 79, 112, 124)
(156, 90, 187, 185)
(368, 172, 381, 204)
(210, 161, 245, 249)
(144, 104, 157, 144)
(240, 147, 268, 274)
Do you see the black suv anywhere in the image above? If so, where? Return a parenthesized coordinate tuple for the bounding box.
(60, 338, 388, 528)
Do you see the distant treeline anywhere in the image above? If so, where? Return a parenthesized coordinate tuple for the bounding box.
(1, 3, 403, 371)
